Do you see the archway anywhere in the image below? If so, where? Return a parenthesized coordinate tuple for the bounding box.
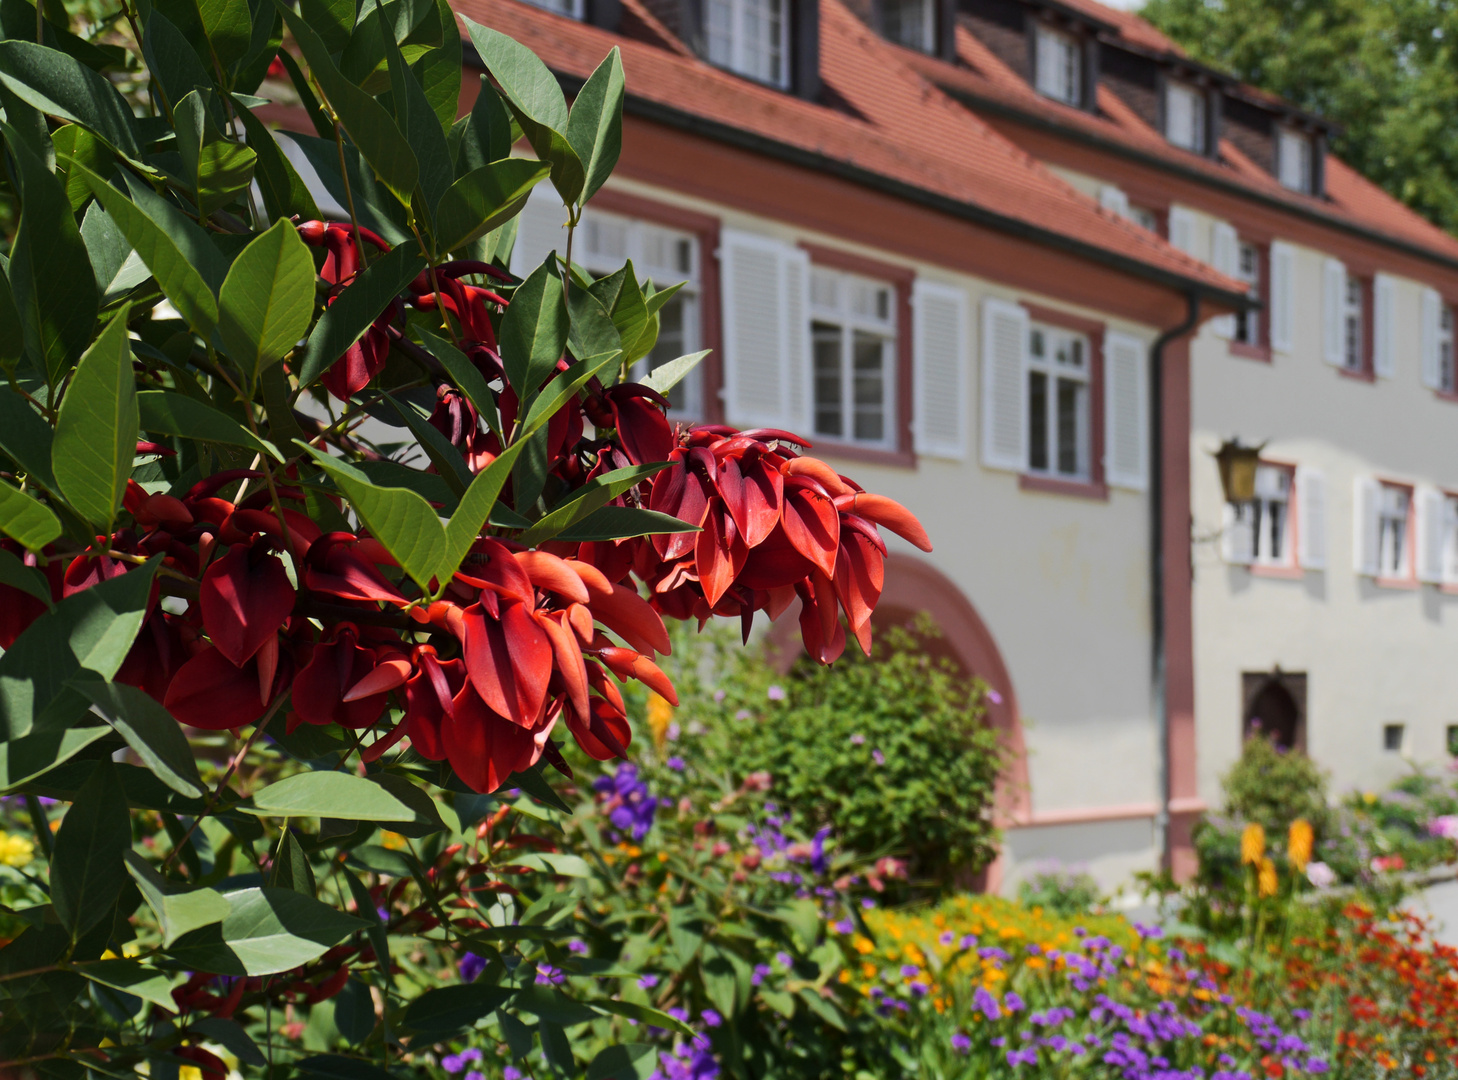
(1244, 676, 1302, 752)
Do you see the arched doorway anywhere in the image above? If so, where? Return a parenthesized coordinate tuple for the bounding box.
(1242, 671, 1306, 752)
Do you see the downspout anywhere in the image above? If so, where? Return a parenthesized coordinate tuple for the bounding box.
(1150, 291, 1200, 872)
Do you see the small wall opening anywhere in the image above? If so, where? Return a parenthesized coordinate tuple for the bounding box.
(1241, 670, 1307, 752)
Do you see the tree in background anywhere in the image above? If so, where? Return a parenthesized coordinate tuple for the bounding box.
(1141, 0, 1458, 235)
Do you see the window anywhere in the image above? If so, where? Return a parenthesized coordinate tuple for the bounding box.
(1164, 81, 1206, 153)
(1441, 304, 1455, 393)
(1277, 126, 1313, 193)
(1383, 723, 1406, 753)
(1129, 205, 1160, 234)
(574, 210, 703, 417)
(1377, 482, 1411, 579)
(521, 0, 584, 16)
(881, 0, 933, 51)
(1441, 493, 1458, 584)
(1342, 274, 1365, 372)
(1234, 241, 1262, 346)
(1034, 25, 1081, 106)
(1027, 324, 1090, 480)
(706, 0, 788, 87)
(810, 268, 896, 448)
(1231, 464, 1292, 566)
(1447, 724, 1458, 757)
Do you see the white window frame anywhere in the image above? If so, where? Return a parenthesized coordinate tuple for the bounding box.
(881, 0, 934, 52)
(1164, 80, 1206, 154)
(1034, 24, 1082, 107)
(1236, 464, 1294, 567)
(1234, 240, 1262, 346)
(706, 0, 789, 88)
(520, 0, 585, 17)
(1442, 492, 1458, 586)
(809, 267, 897, 451)
(1342, 273, 1365, 373)
(1026, 322, 1091, 481)
(1277, 126, 1313, 194)
(1377, 482, 1413, 581)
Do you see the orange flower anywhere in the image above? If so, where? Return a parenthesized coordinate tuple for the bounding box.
(1241, 822, 1266, 865)
(1287, 819, 1314, 871)
(1258, 857, 1278, 897)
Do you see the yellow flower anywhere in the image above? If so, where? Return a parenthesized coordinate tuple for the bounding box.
(647, 694, 674, 749)
(380, 831, 406, 850)
(1287, 819, 1314, 872)
(838, 969, 851, 983)
(0, 831, 33, 869)
(180, 1068, 203, 1080)
(1240, 823, 1266, 865)
(1258, 857, 1278, 897)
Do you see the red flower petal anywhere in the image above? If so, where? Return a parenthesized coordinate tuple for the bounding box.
(199, 544, 296, 666)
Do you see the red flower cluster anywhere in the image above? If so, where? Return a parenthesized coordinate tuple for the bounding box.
(0, 222, 928, 793)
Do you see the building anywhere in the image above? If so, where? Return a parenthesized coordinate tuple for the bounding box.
(284, 0, 1458, 886)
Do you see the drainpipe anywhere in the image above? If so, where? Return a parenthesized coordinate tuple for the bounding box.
(1150, 291, 1200, 872)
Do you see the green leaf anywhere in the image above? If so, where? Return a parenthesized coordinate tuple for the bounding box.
(165, 886, 366, 975)
(389, 394, 472, 495)
(78, 959, 176, 1012)
(240, 770, 421, 821)
(0, 261, 23, 369)
(276, 0, 419, 206)
(142, 9, 220, 121)
(590, 999, 695, 1036)
(513, 983, 600, 1026)
(413, 0, 462, 130)
(80, 202, 152, 303)
(554, 505, 695, 543)
(196, 0, 253, 70)
(298, 243, 425, 388)
(775, 899, 821, 951)
(567, 285, 623, 370)
(0, 41, 139, 157)
(51, 306, 137, 530)
(77, 680, 204, 799)
(5, 123, 97, 383)
(586, 1044, 657, 1080)
(296, 1056, 396, 1080)
(519, 464, 667, 547)
(0, 480, 62, 551)
(274, 48, 334, 140)
(0, 724, 110, 791)
(402, 983, 514, 1043)
(462, 20, 585, 205)
(333, 978, 377, 1044)
(413, 326, 500, 434)
(0, 545, 51, 606)
(452, 76, 519, 177)
(174, 90, 257, 219)
(270, 830, 316, 895)
(74, 163, 220, 338)
(286, 130, 412, 244)
(433, 158, 550, 255)
(50, 759, 130, 938)
(565, 48, 624, 206)
(507, 852, 591, 877)
(51, 122, 112, 212)
(0, 387, 57, 491)
(436, 436, 531, 580)
(218, 219, 316, 385)
(123, 850, 231, 947)
(0, 556, 159, 740)
(188, 1017, 267, 1067)
(499, 256, 568, 398)
(233, 100, 321, 223)
(641, 349, 710, 396)
(298, 0, 353, 54)
(137, 389, 282, 461)
(382, 26, 453, 222)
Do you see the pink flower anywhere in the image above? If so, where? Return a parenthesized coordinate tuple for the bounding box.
(1305, 861, 1336, 889)
(1429, 815, 1458, 839)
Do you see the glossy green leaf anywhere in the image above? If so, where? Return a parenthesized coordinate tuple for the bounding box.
(51, 306, 137, 530)
(0, 480, 62, 551)
(0, 262, 22, 368)
(413, 326, 500, 434)
(0, 41, 139, 157)
(218, 219, 316, 384)
(0, 724, 110, 792)
(234, 0, 283, 95)
(451, 77, 518, 177)
(508, 852, 591, 876)
(77, 680, 205, 799)
(234, 100, 321, 223)
(0, 556, 159, 741)
(0, 389, 56, 492)
(78, 959, 176, 1012)
(298, 242, 425, 388)
(414, 0, 462, 129)
(333, 978, 377, 1045)
(137, 389, 282, 461)
(80, 202, 153, 303)
(433, 158, 550, 255)
(51, 122, 112, 212)
(518, 463, 667, 547)
(389, 394, 472, 495)
(565, 47, 624, 205)
(276, 0, 419, 206)
(514, 983, 600, 1025)
(382, 27, 453, 221)
(166, 887, 366, 975)
(240, 771, 419, 821)
(640, 349, 710, 396)
(6, 124, 98, 382)
(274, 48, 334, 139)
(189, 1017, 267, 1067)
(50, 759, 131, 938)
(436, 436, 531, 582)
(586, 1044, 658, 1080)
(196, 0, 253, 70)
(590, 999, 695, 1037)
(286, 130, 412, 244)
(124, 851, 231, 947)
(142, 9, 219, 121)
(298, 0, 353, 54)
(402, 983, 514, 1043)
(567, 284, 623, 370)
(270, 829, 316, 895)
(74, 163, 220, 337)
(499, 255, 568, 399)
(775, 899, 821, 951)
(555, 505, 696, 543)
(0, 545, 51, 606)
(174, 90, 257, 219)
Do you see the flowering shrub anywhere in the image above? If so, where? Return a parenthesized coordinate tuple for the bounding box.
(1015, 862, 1108, 916)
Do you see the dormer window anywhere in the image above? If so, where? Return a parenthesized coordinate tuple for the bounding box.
(1164, 80, 1206, 154)
(523, 0, 585, 15)
(706, 0, 789, 87)
(1034, 24, 1082, 107)
(881, 0, 934, 52)
(1277, 125, 1314, 193)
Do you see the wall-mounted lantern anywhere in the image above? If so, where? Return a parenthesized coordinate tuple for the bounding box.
(1212, 438, 1265, 504)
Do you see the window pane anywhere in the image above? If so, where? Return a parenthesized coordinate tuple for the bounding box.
(706, 0, 732, 64)
(813, 322, 843, 438)
(649, 295, 689, 412)
(1028, 370, 1048, 472)
(883, 0, 930, 51)
(851, 331, 885, 443)
(1055, 376, 1085, 476)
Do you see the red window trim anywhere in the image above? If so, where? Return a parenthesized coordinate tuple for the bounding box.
(1373, 476, 1418, 588)
(1229, 240, 1272, 363)
(798, 242, 916, 468)
(1337, 275, 1376, 381)
(589, 189, 725, 425)
(1018, 302, 1108, 500)
(1246, 458, 1300, 577)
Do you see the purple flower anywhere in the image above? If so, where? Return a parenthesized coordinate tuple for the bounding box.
(850, 733, 865, 745)
(871, 749, 885, 765)
(978, 947, 1010, 962)
(833, 919, 855, 934)
(568, 940, 589, 955)
(987, 689, 1003, 705)
(667, 757, 686, 772)
(442, 1055, 465, 1074)
(668, 1007, 690, 1023)
(713, 689, 727, 703)
(974, 987, 1001, 1021)
(465, 1072, 484, 1080)
(900, 964, 920, 978)
(638, 974, 660, 989)
(959, 934, 977, 949)
(1005, 992, 1024, 1012)
(752, 964, 772, 986)
(667, 722, 681, 741)
(504, 1069, 522, 1080)
(1006, 1048, 1037, 1067)
(775, 952, 794, 969)
(458, 952, 486, 984)
(768, 685, 786, 701)
(536, 964, 565, 986)
(595, 763, 659, 839)
(951, 1032, 972, 1054)
(861, 897, 876, 909)
(702, 1009, 722, 1027)
(1133, 921, 1163, 939)
(991, 1036, 1006, 1047)
(939, 931, 956, 946)
(810, 826, 832, 875)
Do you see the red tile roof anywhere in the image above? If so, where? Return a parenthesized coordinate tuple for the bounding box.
(452, 0, 1247, 296)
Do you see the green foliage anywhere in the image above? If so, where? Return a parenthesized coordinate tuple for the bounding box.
(1141, 0, 1458, 235)
(1015, 863, 1107, 917)
(1218, 733, 1330, 838)
(677, 618, 1003, 889)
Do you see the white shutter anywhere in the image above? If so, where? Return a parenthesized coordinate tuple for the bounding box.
(1295, 465, 1327, 570)
(1444, 497, 1458, 586)
(1099, 185, 1130, 219)
(510, 183, 569, 278)
(1168, 205, 1196, 256)
(1416, 484, 1445, 584)
(1323, 258, 1347, 367)
(1353, 475, 1380, 576)
(1373, 273, 1396, 378)
(1222, 502, 1254, 565)
(719, 230, 806, 431)
(912, 280, 969, 459)
(1103, 331, 1148, 491)
(1210, 221, 1239, 338)
(1270, 241, 1295, 353)
(1421, 287, 1443, 389)
(781, 246, 811, 433)
(980, 297, 1029, 472)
